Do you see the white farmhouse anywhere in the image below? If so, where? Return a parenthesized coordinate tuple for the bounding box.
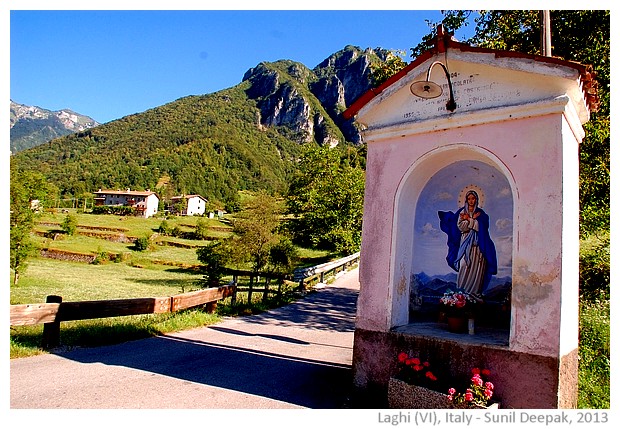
(93, 188, 159, 218)
(170, 194, 208, 216)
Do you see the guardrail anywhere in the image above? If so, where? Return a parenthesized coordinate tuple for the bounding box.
(10, 285, 235, 349)
(293, 252, 360, 288)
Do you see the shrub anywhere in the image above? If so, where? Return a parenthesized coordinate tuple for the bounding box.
(578, 299, 610, 408)
(194, 219, 210, 240)
(579, 231, 610, 300)
(158, 220, 171, 235)
(91, 205, 136, 216)
(133, 236, 150, 252)
(196, 241, 232, 287)
(61, 214, 78, 235)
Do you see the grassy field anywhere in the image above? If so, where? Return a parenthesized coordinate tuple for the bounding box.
(11, 209, 334, 358)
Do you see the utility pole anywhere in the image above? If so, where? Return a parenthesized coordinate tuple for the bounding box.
(540, 10, 552, 56)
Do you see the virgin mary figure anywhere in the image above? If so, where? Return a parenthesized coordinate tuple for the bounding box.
(438, 189, 497, 296)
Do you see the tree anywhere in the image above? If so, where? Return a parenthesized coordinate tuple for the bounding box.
(370, 50, 408, 87)
(10, 163, 55, 285)
(413, 10, 609, 235)
(285, 145, 365, 254)
(196, 241, 233, 287)
(268, 238, 299, 274)
(231, 191, 283, 274)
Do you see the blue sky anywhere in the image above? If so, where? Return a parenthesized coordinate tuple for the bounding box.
(8, 7, 468, 124)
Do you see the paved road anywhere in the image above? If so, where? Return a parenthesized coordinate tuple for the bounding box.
(10, 268, 360, 409)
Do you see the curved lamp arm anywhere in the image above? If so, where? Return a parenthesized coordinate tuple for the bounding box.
(426, 61, 457, 112)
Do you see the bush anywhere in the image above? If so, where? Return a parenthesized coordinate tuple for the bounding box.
(196, 241, 232, 287)
(579, 231, 610, 300)
(578, 299, 610, 408)
(61, 214, 78, 235)
(194, 219, 210, 240)
(133, 236, 150, 252)
(92, 205, 136, 216)
(158, 220, 171, 235)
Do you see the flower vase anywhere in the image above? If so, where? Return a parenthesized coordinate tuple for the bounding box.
(447, 316, 467, 333)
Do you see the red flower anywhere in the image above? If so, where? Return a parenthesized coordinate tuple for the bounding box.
(481, 369, 491, 376)
(472, 374, 483, 387)
(411, 357, 420, 365)
(423, 361, 430, 367)
(426, 371, 437, 381)
(465, 392, 474, 401)
(398, 352, 408, 363)
(471, 368, 481, 375)
(413, 365, 424, 371)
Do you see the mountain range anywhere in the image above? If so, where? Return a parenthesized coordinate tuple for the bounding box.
(10, 100, 99, 153)
(12, 46, 391, 206)
(411, 272, 513, 304)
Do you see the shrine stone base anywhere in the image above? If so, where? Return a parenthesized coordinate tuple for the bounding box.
(351, 327, 578, 409)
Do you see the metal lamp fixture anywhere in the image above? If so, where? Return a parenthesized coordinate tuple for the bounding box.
(410, 61, 457, 112)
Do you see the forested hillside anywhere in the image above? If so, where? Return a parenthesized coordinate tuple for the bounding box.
(14, 85, 301, 206)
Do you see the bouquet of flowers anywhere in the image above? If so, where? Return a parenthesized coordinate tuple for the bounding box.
(439, 289, 479, 317)
(396, 352, 438, 388)
(448, 368, 495, 408)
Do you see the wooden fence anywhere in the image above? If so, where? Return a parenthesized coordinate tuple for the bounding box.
(224, 252, 361, 304)
(9, 253, 360, 349)
(10, 285, 234, 349)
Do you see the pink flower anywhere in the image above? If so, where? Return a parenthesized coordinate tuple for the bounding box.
(485, 381, 494, 390)
(448, 388, 456, 395)
(398, 352, 408, 363)
(484, 389, 493, 399)
(465, 392, 474, 402)
(472, 375, 483, 387)
(447, 395, 453, 401)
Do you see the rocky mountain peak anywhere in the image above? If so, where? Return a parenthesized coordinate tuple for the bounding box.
(10, 100, 100, 153)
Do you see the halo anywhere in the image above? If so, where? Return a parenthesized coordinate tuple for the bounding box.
(458, 184, 486, 208)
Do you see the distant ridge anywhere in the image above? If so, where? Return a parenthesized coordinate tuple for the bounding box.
(10, 100, 100, 153)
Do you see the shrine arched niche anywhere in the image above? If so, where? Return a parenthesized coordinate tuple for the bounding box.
(409, 159, 513, 332)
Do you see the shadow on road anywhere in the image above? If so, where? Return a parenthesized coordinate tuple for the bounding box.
(47, 286, 359, 408)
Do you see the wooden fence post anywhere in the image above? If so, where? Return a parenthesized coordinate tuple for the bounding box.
(248, 275, 254, 304)
(42, 295, 62, 349)
(231, 274, 238, 306)
(262, 277, 270, 303)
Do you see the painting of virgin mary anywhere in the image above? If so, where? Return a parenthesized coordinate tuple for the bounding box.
(438, 188, 498, 296)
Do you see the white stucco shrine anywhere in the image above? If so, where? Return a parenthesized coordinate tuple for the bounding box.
(343, 27, 598, 408)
